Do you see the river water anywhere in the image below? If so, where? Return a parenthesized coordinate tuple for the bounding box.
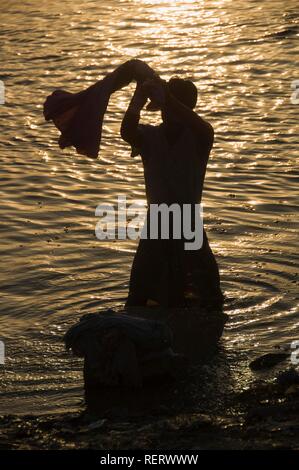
(0, 0, 298, 414)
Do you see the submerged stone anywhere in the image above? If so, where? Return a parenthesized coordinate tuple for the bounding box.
(249, 352, 289, 371)
(276, 369, 299, 386)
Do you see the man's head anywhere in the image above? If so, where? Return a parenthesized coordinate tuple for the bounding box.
(168, 77, 198, 109)
(161, 77, 197, 127)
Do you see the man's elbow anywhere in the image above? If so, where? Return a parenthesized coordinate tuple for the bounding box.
(120, 124, 133, 144)
(120, 126, 128, 142)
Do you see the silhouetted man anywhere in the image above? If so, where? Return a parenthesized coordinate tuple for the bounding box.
(121, 76, 223, 308)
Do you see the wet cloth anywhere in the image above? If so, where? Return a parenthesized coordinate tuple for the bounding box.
(43, 59, 158, 159)
(64, 310, 184, 387)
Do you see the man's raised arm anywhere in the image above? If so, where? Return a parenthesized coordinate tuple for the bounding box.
(120, 85, 147, 149)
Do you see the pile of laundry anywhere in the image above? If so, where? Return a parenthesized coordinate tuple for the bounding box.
(64, 310, 188, 388)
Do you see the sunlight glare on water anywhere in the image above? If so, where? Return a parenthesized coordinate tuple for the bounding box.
(0, 0, 298, 414)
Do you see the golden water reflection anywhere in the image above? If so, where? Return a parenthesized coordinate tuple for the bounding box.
(0, 0, 298, 414)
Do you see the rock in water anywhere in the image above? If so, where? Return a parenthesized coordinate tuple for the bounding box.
(249, 352, 290, 371)
(64, 310, 187, 388)
(276, 369, 299, 386)
(64, 307, 227, 416)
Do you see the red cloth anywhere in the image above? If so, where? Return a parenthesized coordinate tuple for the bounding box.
(43, 59, 157, 159)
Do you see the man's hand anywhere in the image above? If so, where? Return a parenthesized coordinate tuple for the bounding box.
(140, 78, 167, 110)
(127, 83, 148, 114)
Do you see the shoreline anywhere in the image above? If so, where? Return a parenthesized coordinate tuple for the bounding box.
(1, 368, 298, 450)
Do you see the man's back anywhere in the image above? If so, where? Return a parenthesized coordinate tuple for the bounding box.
(137, 123, 210, 206)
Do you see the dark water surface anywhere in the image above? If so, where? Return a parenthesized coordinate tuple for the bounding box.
(0, 0, 298, 414)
